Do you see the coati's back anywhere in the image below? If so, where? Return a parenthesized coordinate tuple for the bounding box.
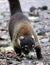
(9, 12, 33, 40)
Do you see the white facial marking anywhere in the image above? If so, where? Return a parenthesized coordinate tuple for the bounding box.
(31, 35, 34, 39)
(32, 45, 34, 47)
(25, 45, 28, 47)
(28, 51, 35, 57)
(25, 48, 27, 50)
(22, 46, 23, 48)
(17, 39, 20, 46)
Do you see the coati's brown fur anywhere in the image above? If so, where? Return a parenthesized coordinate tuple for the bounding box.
(8, 0, 43, 60)
(9, 12, 40, 48)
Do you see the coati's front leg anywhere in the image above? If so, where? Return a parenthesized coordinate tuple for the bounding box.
(32, 28, 43, 60)
(14, 46, 21, 56)
(35, 46, 43, 60)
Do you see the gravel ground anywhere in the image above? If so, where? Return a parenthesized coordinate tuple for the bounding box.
(0, 0, 50, 65)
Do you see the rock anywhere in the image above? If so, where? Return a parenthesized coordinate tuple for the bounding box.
(41, 6, 48, 11)
(40, 36, 49, 43)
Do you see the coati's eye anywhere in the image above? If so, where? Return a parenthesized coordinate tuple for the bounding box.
(25, 45, 28, 47)
(22, 46, 24, 48)
(32, 44, 34, 48)
(25, 48, 28, 51)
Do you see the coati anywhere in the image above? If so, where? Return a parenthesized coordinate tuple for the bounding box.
(8, 0, 43, 60)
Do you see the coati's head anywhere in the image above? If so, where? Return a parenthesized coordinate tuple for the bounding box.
(18, 36, 35, 55)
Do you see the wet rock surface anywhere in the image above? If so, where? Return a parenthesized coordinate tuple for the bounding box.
(0, 0, 50, 65)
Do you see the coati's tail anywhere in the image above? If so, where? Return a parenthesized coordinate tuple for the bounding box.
(8, 0, 22, 15)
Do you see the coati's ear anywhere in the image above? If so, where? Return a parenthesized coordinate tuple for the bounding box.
(31, 35, 34, 39)
(19, 36, 24, 40)
(17, 36, 24, 46)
